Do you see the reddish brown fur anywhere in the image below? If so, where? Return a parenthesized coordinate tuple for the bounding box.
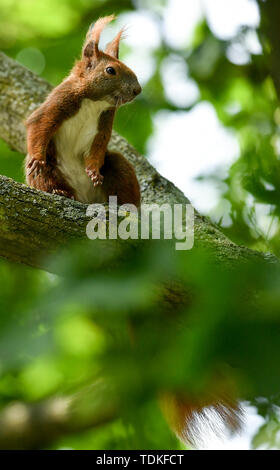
(25, 16, 239, 446)
(25, 81, 85, 198)
(161, 386, 243, 448)
(27, 139, 76, 199)
(85, 108, 115, 187)
(25, 15, 141, 205)
(105, 28, 126, 59)
(101, 151, 141, 206)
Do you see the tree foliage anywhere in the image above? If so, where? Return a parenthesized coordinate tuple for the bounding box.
(1, 0, 280, 450)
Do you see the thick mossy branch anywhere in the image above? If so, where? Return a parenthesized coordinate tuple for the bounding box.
(0, 45, 278, 450)
(0, 51, 278, 269)
(0, 175, 90, 268)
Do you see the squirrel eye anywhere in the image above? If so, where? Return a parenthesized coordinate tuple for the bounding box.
(106, 66, 116, 75)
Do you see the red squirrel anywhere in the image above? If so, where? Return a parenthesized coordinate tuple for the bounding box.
(25, 15, 241, 447)
(25, 15, 141, 207)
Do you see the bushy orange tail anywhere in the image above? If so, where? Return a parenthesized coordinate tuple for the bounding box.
(160, 393, 243, 448)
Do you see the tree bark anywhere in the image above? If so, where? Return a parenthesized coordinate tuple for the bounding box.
(0, 51, 278, 449)
(0, 51, 277, 270)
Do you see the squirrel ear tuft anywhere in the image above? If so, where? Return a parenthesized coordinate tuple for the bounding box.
(83, 15, 116, 59)
(83, 40, 97, 58)
(105, 27, 126, 59)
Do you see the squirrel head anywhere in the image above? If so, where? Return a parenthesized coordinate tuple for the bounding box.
(76, 15, 142, 107)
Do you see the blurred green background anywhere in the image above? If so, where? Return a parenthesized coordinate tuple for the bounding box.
(1, 0, 280, 450)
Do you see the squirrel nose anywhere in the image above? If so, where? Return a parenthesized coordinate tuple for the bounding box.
(133, 84, 142, 96)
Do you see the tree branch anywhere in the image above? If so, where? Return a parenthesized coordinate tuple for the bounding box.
(0, 51, 277, 270)
(0, 47, 279, 449)
(0, 380, 117, 450)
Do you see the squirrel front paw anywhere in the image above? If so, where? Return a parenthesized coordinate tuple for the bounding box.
(86, 167, 104, 187)
(27, 158, 46, 177)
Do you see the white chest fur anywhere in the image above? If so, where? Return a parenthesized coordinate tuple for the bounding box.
(54, 99, 110, 203)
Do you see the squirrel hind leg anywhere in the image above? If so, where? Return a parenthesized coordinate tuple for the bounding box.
(25, 154, 76, 200)
(101, 151, 141, 207)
